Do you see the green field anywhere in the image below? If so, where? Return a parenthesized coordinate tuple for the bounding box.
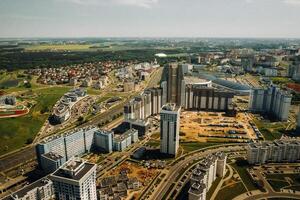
(231, 158, 260, 191)
(25, 44, 94, 51)
(0, 86, 69, 155)
(24, 43, 149, 52)
(145, 139, 160, 148)
(253, 119, 286, 141)
(265, 173, 300, 192)
(267, 179, 290, 192)
(215, 182, 247, 200)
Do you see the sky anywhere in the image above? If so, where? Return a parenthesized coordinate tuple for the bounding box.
(0, 0, 300, 38)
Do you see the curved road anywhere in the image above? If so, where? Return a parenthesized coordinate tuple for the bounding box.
(148, 145, 244, 200)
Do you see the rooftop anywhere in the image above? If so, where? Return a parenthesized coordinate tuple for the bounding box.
(161, 103, 179, 112)
(51, 159, 95, 181)
(3, 178, 52, 200)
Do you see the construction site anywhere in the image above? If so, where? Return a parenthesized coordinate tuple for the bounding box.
(180, 111, 258, 142)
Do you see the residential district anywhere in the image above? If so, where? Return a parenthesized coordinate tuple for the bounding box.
(1, 44, 300, 200)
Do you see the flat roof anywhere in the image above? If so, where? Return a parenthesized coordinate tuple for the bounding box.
(51, 161, 95, 181)
(3, 178, 52, 200)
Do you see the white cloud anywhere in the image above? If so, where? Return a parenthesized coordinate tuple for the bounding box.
(62, 0, 159, 8)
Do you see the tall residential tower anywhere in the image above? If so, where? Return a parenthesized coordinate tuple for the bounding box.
(160, 103, 181, 156)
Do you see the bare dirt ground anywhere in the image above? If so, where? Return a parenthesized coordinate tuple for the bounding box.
(180, 111, 257, 142)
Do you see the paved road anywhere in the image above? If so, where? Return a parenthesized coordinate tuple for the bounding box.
(0, 147, 36, 172)
(148, 145, 244, 200)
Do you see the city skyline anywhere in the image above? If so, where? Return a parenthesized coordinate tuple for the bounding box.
(1, 0, 300, 38)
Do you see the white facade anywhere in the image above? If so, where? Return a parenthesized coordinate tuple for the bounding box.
(6, 179, 54, 200)
(188, 152, 227, 200)
(247, 139, 300, 165)
(249, 85, 292, 121)
(50, 159, 97, 200)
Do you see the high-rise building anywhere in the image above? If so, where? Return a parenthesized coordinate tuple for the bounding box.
(160, 103, 181, 156)
(241, 56, 254, 72)
(161, 81, 167, 106)
(164, 63, 185, 106)
(188, 152, 227, 200)
(124, 87, 162, 122)
(249, 85, 292, 121)
(50, 158, 97, 200)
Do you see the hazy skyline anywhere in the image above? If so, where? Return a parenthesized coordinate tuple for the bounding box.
(1, 0, 300, 38)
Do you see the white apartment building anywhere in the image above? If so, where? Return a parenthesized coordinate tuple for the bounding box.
(188, 152, 227, 200)
(247, 139, 300, 165)
(50, 158, 97, 200)
(160, 103, 181, 156)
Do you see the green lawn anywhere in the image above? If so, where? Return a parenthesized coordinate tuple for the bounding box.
(207, 177, 222, 200)
(215, 182, 247, 200)
(270, 77, 292, 85)
(265, 173, 300, 185)
(180, 142, 220, 153)
(253, 119, 286, 141)
(267, 179, 290, 192)
(230, 158, 259, 191)
(145, 139, 160, 148)
(0, 86, 69, 155)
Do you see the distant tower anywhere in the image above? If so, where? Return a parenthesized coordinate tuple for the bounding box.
(160, 103, 181, 156)
(165, 63, 185, 106)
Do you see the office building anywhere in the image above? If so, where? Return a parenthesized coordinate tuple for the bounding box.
(94, 130, 114, 153)
(188, 152, 227, 200)
(50, 158, 97, 200)
(249, 85, 292, 121)
(36, 126, 97, 172)
(163, 63, 185, 106)
(124, 119, 150, 136)
(247, 139, 300, 165)
(3, 179, 54, 200)
(160, 103, 181, 156)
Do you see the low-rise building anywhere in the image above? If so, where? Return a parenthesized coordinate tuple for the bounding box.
(113, 129, 138, 152)
(3, 178, 54, 200)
